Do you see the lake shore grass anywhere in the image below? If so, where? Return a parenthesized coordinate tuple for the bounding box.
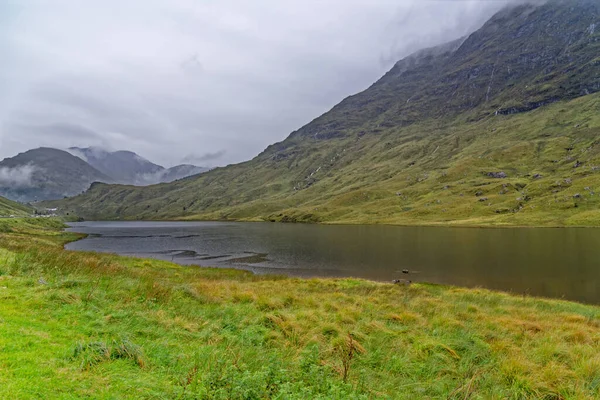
(1, 218, 599, 399)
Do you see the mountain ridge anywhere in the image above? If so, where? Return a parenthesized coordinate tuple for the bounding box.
(68, 147, 209, 185)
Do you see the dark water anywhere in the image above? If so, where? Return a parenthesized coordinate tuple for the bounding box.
(66, 221, 600, 304)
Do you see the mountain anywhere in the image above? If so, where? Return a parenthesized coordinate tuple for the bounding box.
(50, 0, 600, 226)
(0, 196, 32, 217)
(68, 147, 163, 185)
(0, 145, 209, 203)
(68, 147, 209, 185)
(0, 148, 113, 202)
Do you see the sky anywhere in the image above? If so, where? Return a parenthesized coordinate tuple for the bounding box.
(0, 0, 524, 168)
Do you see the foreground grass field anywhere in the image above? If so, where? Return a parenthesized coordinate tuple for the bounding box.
(1, 219, 599, 399)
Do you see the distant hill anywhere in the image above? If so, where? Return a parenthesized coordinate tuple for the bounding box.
(0, 196, 32, 217)
(68, 147, 209, 185)
(159, 164, 209, 183)
(0, 146, 209, 203)
(0, 148, 113, 202)
(68, 147, 164, 185)
(47, 1, 600, 226)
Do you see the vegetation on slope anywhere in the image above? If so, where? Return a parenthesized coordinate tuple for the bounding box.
(0, 196, 32, 217)
(1, 219, 599, 398)
(53, 93, 600, 226)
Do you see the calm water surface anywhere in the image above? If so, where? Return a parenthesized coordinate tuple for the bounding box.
(66, 221, 600, 304)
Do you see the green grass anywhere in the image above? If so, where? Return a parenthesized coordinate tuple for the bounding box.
(1, 219, 599, 399)
(51, 93, 600, 227)
(0, 196, 32, 217)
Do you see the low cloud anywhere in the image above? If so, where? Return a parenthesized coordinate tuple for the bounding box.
(0, 164, 37, 187)
(0, 0, 544, 167)
(182, 150, 226, 165)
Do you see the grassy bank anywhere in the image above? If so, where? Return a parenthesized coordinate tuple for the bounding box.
(0, 196, 32, 217)
(1, 219, 599, 399)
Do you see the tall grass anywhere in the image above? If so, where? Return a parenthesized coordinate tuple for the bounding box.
(0, 219, 599, 398)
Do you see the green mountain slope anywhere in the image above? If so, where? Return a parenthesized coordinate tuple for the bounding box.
(0, 196, 31, 217)
(51, 0, 600, 226)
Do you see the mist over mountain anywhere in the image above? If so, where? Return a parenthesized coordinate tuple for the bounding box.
(0, 146, 209, 203)
(68, 147, 209, 185)
(0, 148, 112, 202)
(68, 147, 163, 185)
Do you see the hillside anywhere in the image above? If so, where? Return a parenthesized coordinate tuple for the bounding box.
(0, 196, 31, 217)
(0, 148, 113, 203)
(51, 0, 600, 226)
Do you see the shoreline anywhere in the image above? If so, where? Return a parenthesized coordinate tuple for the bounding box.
(67, 216, 600, 230)
(63, 220, 600, 306)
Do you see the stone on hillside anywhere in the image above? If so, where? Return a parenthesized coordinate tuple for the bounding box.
(574, 161, 583, 168)
(533, 174, 543, 180)
(487, 171, 507, 179)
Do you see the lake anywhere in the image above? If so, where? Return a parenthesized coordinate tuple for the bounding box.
(66, 221, 600, 304)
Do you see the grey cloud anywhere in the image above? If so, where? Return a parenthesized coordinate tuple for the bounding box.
(0, 164, 37, 187)
(15, 122, 103, 141)
(0, 0, 527, 168)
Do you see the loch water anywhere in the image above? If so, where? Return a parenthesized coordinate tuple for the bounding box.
(66, 221, 600, 304)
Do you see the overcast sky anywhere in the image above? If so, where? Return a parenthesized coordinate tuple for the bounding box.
(1, 0, 522, 168)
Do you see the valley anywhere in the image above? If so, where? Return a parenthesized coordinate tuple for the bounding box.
(1, 1, 599, 398)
